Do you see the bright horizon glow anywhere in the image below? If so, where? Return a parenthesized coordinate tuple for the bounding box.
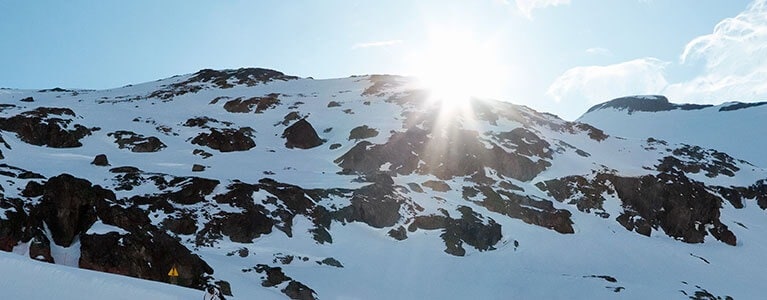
(409, 29, 508, 107)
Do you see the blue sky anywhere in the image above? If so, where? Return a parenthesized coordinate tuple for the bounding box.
(0, 0, 762, 120)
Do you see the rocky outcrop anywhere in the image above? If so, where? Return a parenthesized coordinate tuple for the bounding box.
(91, 154, 110, 166)
(223, 93, 281, 113)
(335, 174, 404, 228)
(348, 125, 379, 141)
(537, 172, 737, 245)
(148, 68, 297, 100)
(408, 206, 502, 256)
(335, 127, 550, 182)
(253, 264, 318, 300)
(282, 118, 323, 149)
(22, 174, 116, 247)
(79, 230, 214, 289)
(191, 128, 256, 152)
(0, 107, 93, 148)
(465, 186, 574, 234)
(108, 131, 166, 152)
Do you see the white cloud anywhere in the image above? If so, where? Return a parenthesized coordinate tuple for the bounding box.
(668, 0, 767, 102)
(546, 58, 669, 104)
(352, 40, 403, 50)
(548, 0, 767, 107)
(502, 0, 571, 19)
(585, 47, 612, 56)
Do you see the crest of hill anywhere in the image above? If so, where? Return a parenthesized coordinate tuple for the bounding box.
(584, 95, 767, 115)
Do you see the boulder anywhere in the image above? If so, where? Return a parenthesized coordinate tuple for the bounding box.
(282, 118, 323, 149)
(91, 154, 110, 166)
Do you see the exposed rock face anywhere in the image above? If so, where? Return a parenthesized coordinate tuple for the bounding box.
(91, 154, 110, 166)
(465, 186, 574, 234)
(282, 118, 323, 149)
(148, 68, 297, 100)
(0, 198, 27, 251)
(22, 174, 116, 247)
(335, 174, 404, 228)
(28, 232, 54, 263)
(254, 264, 318, 300)
(192, 164, 205, 172)
(0, 107, 93, 148)
(108, 131, 166, 152)
(336, 127, 550, 182)
(223, 93, 281, 113)
(408, 206, 502, 256)
(537, 172, 737, 245)
(79, 230, 214, 289)
(191, 128, 256, 152)
(348, 125, 379, 141)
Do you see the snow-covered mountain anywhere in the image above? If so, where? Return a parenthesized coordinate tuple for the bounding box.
(0, 69, 765, 299)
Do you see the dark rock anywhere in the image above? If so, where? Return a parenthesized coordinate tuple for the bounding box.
(408, 206, 502, 256)
(329, 143, 341, 150)
(335, 174, 404, 228)
(282, 118, 323, 149)
(348, 125, 379, 141)
(467, 186, 574, 234)
(28, 231, 54, 263)
(23, 174, 116, 247)
(422, 180, 451, 192)
(388, 226, 407, 240)
(191, 128, 255, 152)
(79, 230, 213, 289)
(319, 257, 343, 268)
(254, 264, 318, 300)
(0, 198, 27, 251)
(0, 107, 92, 148)
(91, 154, 110, 166)
(327, 101, 341, 107)
(223, 94, 280, 113)
(20, 96, 34, 102)
(718, 101, 767, 112)
(192, 164, 205, 172)
(585, 95, 712, 114)
(108, 131, 166, 152)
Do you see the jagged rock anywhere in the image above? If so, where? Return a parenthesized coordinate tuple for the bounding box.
(91, 154, 110, 166)
(79, 229, 214, 289)
(28, 231, 54, 263)
(335, 174, 404, 228)
(408, 206, 502, 256)
(335, 127, 550, 181)
(0, 107, 93, 148)
(348, 125, 379, 141)
(191, 128, 255, 152)
(223, 93, 280, 113)
(254, 264, 318, 300)
(465, 186, 574, 234)
(282, 118, 323, 149)
(0, 198, 27, 251)
(20, 96, 34, 102)
(192, 164, 205, 172)
(108, 130, 166, 152)
(22, 174, 116, 247)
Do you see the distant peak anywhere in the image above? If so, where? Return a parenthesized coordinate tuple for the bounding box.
(584, 95, 712, 114)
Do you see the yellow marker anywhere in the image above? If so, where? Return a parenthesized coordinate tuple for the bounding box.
(168, 266, 179, 277)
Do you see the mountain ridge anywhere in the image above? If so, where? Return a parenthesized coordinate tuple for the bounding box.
(0, 68, 763, 299)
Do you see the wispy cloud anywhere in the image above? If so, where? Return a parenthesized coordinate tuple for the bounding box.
(546, 58, 669, 103)
(548, 0, 767, 106)
(352, 40, 403, 50)
(512, 0, 571, 19)
(585, 47, 612, 56)
(668, 0, 767, 101)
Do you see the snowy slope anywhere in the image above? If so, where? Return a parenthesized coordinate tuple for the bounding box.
(0, 71, 764, 300)
(578, 95, 767, 167)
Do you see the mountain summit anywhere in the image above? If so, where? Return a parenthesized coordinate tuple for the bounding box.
(0, 68, 764, 299)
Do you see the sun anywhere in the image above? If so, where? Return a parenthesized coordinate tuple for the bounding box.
(409, 29, 507, 107)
